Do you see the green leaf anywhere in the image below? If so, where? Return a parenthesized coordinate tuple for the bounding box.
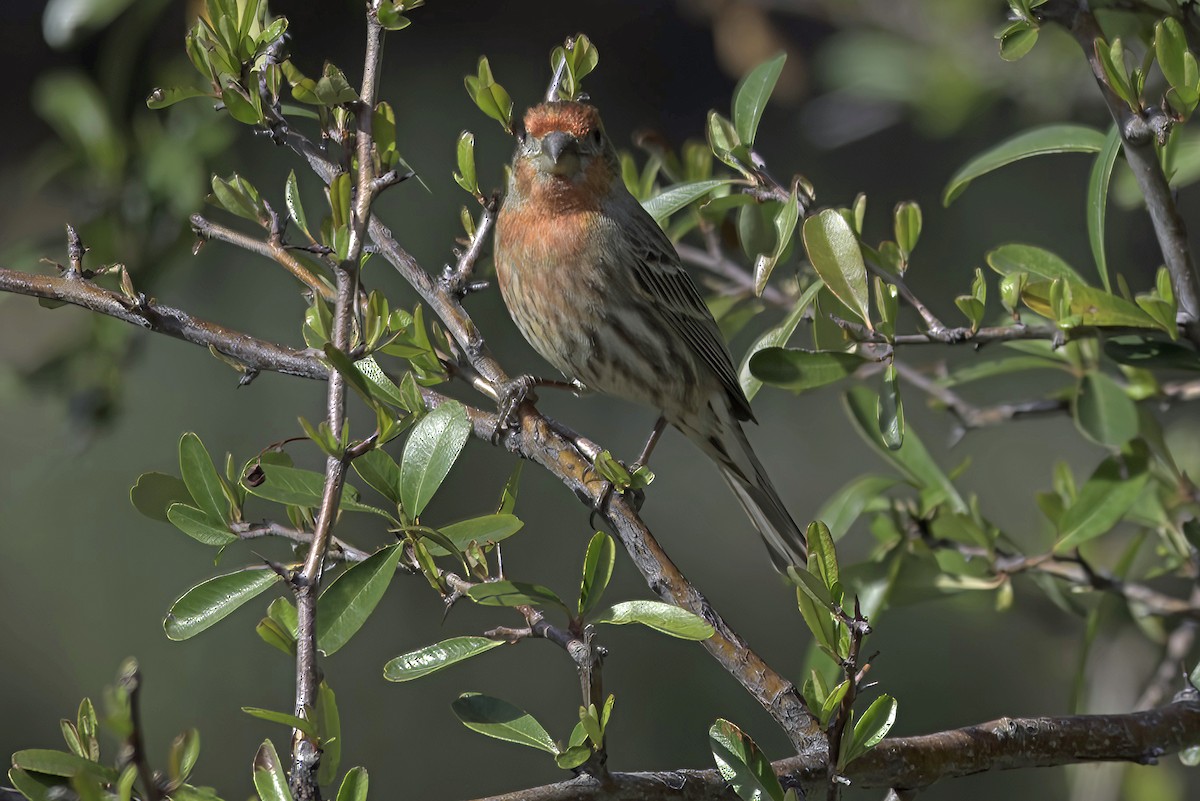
(1156, 18, 1191, 93)
(754, 186, 800, 295)
(242, 464, 385, 516)
(314, 62, 359, 106)
(251, 741, 293, 801)
(180, 433, 230, 523)
(463, 57, 513, 132)
(844, 386, 967, 515)
(708, 719, 785, 801)
(400, 400, 471, 517)
(555, 745, 592, 770)
(733, 52, 786, 146)
(335, 767, 367, 801)
(1056, 447, 1150, 550)
(8, 768, 62, 801)
(167, 504, 238, 546)
(497, 461, 523, 515)
(1104, 337, 1200, 371)
(806, 521, 838, 591)
(893, 201, 921, 258)
(451, 693, 558, 754)
(749, 348, 866, 393)
(1087, 126, 1120, 292)
(1073, 372, 1138, 447)
(241, 708, 318, 739)
(11, 751, 116, 783)
(1096, 37, 1135, 108)
(579, 531, 616, 616)
(815, 475, 898, 541)
(591, 600, 715, 640)
(351, 448, 403, 505)
(467, 581, 566, 610)
(284, 170, 311, 239)
(130, 472, 191, 523)
(146, 86, 209, 109)
(220, 81, 263, 125)
(384, 636, 506, 682)
(739, 279, 823, 401)
(316, 683, 342, 787)
(985, 243, 1087, 284)
(1022, 281, 1164, 330)
(164, 569, 281, 640)
(944, 125, 1106, 205)
(877, 364, 904, 450)
(317, 543, 404, 655)
(999, 22, 1039, 61)
(839, 694, 897, 768)
(428, 514, 524, 556)
(642, 179, 733, 224)
(377, 3, 410, 30)
(454, 131, 478, 195)
(803, 209, 870, 328)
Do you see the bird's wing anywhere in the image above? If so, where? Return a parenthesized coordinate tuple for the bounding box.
(621, 211, 755, 422)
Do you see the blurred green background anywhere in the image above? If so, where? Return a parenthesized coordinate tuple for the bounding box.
(1, 1, 1197, 799)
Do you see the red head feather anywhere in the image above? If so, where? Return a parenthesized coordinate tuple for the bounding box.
(523, 102, 602, 139)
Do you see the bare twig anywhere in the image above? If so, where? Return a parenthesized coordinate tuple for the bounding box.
(441, 193, 499, 297)
(118, 660, 163, 801)
(190, 214, 335, 302)
(676, 242, 793, 308)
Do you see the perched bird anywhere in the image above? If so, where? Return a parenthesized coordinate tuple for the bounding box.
(494, 100, 807, 570)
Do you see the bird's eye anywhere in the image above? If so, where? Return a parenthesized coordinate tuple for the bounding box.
(590, 128, 603, 146)
(517, 129, 529, 147)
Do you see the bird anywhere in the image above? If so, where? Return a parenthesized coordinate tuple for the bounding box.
(493, 100, 807, 570)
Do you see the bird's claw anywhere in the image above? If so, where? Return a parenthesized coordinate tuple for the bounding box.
(492, 375, 540, 439)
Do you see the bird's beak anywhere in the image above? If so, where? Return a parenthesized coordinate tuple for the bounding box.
(537, 130, 582, 176)
(541, 131, 575, 164)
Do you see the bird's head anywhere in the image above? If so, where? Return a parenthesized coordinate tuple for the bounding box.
(513, 101, 615, 187)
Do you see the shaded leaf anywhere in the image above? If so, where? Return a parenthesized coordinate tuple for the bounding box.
(1087, 126, 1121, 292)
(167, 504, 238, 546)
(803, 210, 870, 327)
(642, 179, 733, 224)
(944, 125, 1106, 205)
(733, 52, 786, 145)
(130, 472, 191, 523)
(708, 719, 785, 801)
(1073, 372, 1138, 447)
(750, 348, 866, 393)
(1056, 448, 1150, 550)
(451, 693, 558, 754)
(180, 433, 229, 524)
(316, 543, 404, 655)
(467, 581, 566, 610)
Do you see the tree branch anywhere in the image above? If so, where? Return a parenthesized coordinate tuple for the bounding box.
(468, 698, 1200, 801)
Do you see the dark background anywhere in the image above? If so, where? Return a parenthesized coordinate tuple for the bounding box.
(1, 1, 1196, 799)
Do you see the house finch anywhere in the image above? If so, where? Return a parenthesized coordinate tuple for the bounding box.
(494, 101, 807, 570)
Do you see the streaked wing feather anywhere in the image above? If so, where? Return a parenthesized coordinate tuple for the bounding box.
(624, 219, 754, 421)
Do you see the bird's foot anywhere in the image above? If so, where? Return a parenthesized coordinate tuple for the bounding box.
(493, 374, 541, 439)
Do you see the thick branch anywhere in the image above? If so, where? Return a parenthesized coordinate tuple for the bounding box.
(470, 698, 1200, 801)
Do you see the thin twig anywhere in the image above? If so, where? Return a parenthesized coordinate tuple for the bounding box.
(191, 214, 334, 302)
(441, 193, 499, 296)
(676, 242, 793, 308)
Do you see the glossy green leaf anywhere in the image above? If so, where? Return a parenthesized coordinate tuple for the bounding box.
(1103, 337, 1200, 371)
(351, 448, 403, 505)
(180, 433, 229, 524)
(242, 464, 384, 516)
(986, 243, 1087, 284)
(167, 504, 238, 546)
(999, 22, 1039, 61)
(130, 472, 191, 523)
(754, 186, 799, 295)
(803, 209, 870, 327)
(315, 682, 341, 787)
(251, 740, 292, 801)
(384, 636, 506, 682)
(1073, 372, 1138, 447)
(427, 514, 524, 556)
(642, 179, 733, 224)
(555, 745, 592, 770)
(877, 364, 904, 450)
(8, 768, 61, 801)
(146, 86, 209, 109)
(944, 125, 1105, 205)
(749, 348, 866, 393)
(497, 461, 523, 515)
(844, 386, 967, 514)
(317, 543, 403, 655)
(454, 131, 477, 195)
(467, 581, 566, 610)
(400, 400, 471, 517)
(708, 719, 785, 801)
(1056, 448, 1149, 550)
(241, 708, 317, 739)
(1022, 281, 1163, 330)
(840, 694, 897, 768)
(591, 600, 715, 640)
(451, 693, 558, 754)
(815, 475, 898, 541)
(10, 751, 116, 783)
(1087, 126, 1120, 292)
(893, 201, 921, 258)
(164, 569, 280, 641)
(335, 767, 367, 801)
(739, 279, 823, 400)
(579, 531, 616, 616)
(284, 170, 311, 239)
(733, 52, 786, 146)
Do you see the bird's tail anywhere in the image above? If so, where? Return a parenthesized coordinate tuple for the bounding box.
(681, 404, 807, 572)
